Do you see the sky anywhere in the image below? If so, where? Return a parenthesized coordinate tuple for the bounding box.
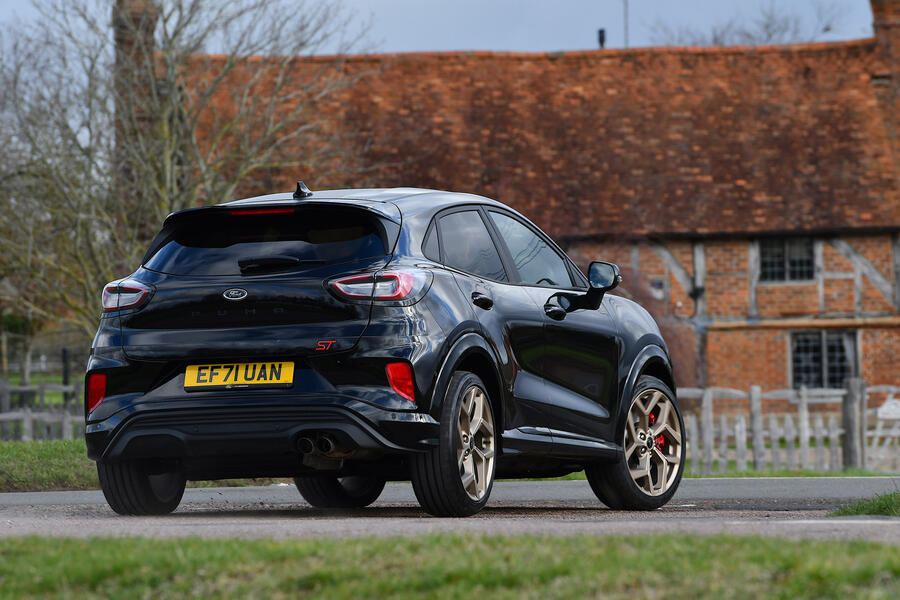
(0, 0, 876, 53)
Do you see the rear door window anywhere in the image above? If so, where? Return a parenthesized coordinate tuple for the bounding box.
(438, 210, 507, 281)
(144, 206, 397, 276)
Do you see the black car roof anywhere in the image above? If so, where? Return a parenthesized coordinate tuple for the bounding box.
(222, 187, 509, 218)
(163, 187, 514, 227)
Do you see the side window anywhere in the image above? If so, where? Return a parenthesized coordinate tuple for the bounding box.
(422, 224, 439, 261)
(489, 211, 573, 288)
(760, 238, 814, 281)
(438, 211, 507, 281)
(791, 330, 857, 389)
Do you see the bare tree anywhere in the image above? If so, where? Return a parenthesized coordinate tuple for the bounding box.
(0, 0, 369, 338)
(649, 1, 848, 47)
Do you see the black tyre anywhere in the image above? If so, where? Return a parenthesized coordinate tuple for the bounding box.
(97, 460, 185, 515)
(586, 375, 685, 510)
(411, 371, 497, 517)
(294, 476, 386, 508)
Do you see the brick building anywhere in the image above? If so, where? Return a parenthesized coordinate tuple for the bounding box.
(137, 1, 900, 392)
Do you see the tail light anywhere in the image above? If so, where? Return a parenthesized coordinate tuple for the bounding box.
(329, 270, 431, 304)
(385, 362, 416, 403)
(101, 279, 151, 312)
(86, 373, 106, 413)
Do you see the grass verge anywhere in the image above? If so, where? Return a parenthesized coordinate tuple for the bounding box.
(830, 491, 900, 518)
(0, 440, 97, 492)
(0, 440, 893, 492)
(0, 440, 285, 492)
(0, 535, 897, 599)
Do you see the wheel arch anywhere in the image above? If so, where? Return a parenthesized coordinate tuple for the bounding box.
(429, 332, 505, 440)
(616, 344, 676, 442)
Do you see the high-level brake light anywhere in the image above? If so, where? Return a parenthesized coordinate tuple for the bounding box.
(229, 208, 295, 216)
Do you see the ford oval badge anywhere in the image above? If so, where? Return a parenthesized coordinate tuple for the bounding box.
(223, 288, 248, 301)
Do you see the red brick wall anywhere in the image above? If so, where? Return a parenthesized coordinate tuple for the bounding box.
(756, 283, 819, 317)
(706, 240, 747, 273)
(707, 329, 787, 389)
(824, 278, 855, 313)
(861, 329, 900, 385)
(568, 234, 899, 392)
(706, 276, 751, 316)
(845, 235, 894, 280)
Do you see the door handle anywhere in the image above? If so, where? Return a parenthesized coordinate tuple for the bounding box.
(544, 303, 566, 321)
(471, 292, 494, 310)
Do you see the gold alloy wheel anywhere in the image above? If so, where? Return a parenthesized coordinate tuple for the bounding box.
(625, 388, 682, 496)
(457, 385, 495, 501)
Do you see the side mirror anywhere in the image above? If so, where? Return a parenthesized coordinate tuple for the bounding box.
(588, 261, 622, 292)
(551, 261, 622, 313)
(585, 261, 621, 309)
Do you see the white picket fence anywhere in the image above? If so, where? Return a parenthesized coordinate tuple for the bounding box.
(0, 378, 898, 474)
(0, 380, 84, 441)
(678, 381, 900, 473)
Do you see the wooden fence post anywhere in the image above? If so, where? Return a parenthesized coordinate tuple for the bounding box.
(769, 413, 782, 470)
(860, 383, 868, 470)
(701, 389, 713, 475)
(718, 415, 728, 473)
(62, 411, 73, 441)
(749, 385, 764, 470)
(842, 378, 864, 469)
(784, 415, 797, 469)
(686, 414, 700, 475)
(0, 379, 9, 441)
(813, 415, 825, 471)
(828, 415, 841, 472)
(798, 386, 810, 469)
(22, 407, 32, 442)
(735, 415, 747, 472)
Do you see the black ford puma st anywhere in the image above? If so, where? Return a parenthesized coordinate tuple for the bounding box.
(86, 183, 685, 517)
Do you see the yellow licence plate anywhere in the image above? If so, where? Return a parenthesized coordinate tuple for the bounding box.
(184, 362, 294, 390)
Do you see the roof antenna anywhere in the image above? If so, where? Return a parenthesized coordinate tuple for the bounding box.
(293, 181, 313, 199)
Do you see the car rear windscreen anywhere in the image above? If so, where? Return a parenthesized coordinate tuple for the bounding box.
(143, 205, 398, 276)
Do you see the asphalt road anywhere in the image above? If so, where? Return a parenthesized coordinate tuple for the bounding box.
(2, 477, 898, 543)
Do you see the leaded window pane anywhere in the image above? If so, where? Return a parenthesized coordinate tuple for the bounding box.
(792, 332, 822, 388)
(825, 332, 855, 389)
(791, 331, 857, 389)
(759, 238, 814, 282)
(760, 239, 786, 281)
(787, 239, 814, 280)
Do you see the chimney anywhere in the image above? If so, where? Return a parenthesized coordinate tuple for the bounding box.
(112, 1, 160, 201)
(870, 1, 898, 198)
(112, 0, 160, 125)
(113, 0, 160, 70)
(872, 0, 899, 63)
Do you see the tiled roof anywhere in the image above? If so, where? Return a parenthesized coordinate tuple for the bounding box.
(198, 38, 899, 239)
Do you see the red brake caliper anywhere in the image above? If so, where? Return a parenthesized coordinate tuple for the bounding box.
(649, 412, 665, 450)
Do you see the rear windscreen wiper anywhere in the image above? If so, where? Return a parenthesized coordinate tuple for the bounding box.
(238, 255, 325, 274)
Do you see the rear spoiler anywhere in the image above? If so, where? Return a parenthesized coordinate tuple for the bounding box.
(143, 200, 402, 266)
(163, 199, 401, 227)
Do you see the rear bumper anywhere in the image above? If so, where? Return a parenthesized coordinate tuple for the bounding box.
(85, 397, 439, 463)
